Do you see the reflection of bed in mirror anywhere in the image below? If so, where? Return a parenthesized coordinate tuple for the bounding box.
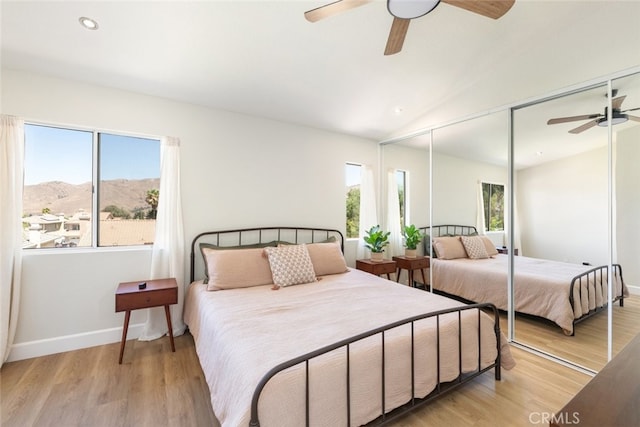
(184, 226, 514, 427)
(420, 225, 629, 336)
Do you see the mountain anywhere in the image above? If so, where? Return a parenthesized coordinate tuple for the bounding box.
(23, 179, 160, 216)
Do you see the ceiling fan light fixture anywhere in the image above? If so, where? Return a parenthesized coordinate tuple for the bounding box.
(597, 113, 628, 127)
(79, 16, 99, 30)
(387, 0, 441, 19)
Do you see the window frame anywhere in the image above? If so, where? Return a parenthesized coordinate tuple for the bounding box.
(396, 169, 407, 230)
(345, 162, 362, 239)
(22, 121, 161, 251)
(482, 181, 505, 232)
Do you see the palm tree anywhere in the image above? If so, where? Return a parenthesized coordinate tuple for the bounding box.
(145, 189, 159, 219)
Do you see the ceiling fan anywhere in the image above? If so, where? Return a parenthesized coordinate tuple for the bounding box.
(547, 90, 640, 134)
(304, 0, 515, 55)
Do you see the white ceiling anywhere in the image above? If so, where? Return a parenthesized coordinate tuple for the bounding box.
(2, 0, 640, 154)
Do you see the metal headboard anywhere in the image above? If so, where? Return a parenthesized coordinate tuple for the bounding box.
(417, 225, 478, 257)
(190, 226, 344, 283)
(419, 224, 478, 237)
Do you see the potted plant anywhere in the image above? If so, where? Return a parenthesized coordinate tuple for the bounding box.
(403, 224, 423, 258)
(363, 225, 390, 262)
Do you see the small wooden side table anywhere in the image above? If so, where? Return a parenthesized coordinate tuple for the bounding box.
(393, 255, 430, 288)
(356, 259, 396, 280)
(496, 247, 519, 256)
(115, 277, 178, 364)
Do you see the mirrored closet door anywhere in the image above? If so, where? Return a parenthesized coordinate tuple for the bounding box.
(512, 84, 610, 371)
(610, 72, 640, 359)
(381, 68, 640, 373)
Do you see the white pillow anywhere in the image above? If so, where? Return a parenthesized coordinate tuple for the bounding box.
(461, 235, 489, 259)
(263, 244, 317, 287)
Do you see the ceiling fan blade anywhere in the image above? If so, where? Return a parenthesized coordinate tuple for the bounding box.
(384, 17, 410, 55)
(628, 115, 640, 122)
(569, 120, 599, 134)
(611, 95, 626, 110)
(304, 0, 372, 22)
(622, 106, 640, 113)
(442, 0, 515, 19)
(547, 114, 601, 125)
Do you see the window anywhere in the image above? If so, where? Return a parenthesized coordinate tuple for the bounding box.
(22, 123, 160, 249)
(396, 170, 406, 229)
(345, 163, 361, 238)
(482, 182, 504, 231)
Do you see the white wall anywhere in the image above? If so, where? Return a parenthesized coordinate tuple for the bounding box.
(616, 126, 640, 290)
(381, 143, 430, 227)
(432, 152, 508, 239)
(1, 69, 378, 360)
(516, 147, 609, 265)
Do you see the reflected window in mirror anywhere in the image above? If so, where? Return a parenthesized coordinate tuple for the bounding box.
(482, 182, 504, 232)
(396, 170, 407, 230)
(345, 163, 361, 238)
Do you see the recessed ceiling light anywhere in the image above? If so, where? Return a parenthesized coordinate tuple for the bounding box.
(79, 17, 99, 30)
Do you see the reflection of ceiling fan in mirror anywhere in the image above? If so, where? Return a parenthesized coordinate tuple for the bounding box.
(547, 89, 640, 134)
(304, 0, 515, 55)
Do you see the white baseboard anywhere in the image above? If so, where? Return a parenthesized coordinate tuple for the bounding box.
(6, 286, 638, 363)
(6, 323, 145, 362)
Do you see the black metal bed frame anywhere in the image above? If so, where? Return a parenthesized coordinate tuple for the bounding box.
(420, 224, 626, 335)
(249, 304, 502, 427)
(569, 264, 624, 333)
(189, 226, 504, 427)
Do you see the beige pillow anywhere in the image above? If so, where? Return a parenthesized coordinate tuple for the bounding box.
(199, 241, 277, 284)
(305, 241, 348, 276)
(432, 236, 468, 260)
(264, 244, 317, 287)
(461, 235, 489, 259)
(203, 247, 274, 291)
(480, 236, 499, 257)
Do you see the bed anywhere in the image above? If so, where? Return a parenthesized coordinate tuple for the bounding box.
(420, 225, 628, 335)
(183, 226, 515, 427)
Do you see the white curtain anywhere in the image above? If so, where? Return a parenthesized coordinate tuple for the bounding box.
(506, 183, 523, 255)
(386, 169, 403, 257)
(139, 136, 186, 341)
(476, 180, 487, 235)
(357, 165, 378, 259)
(0, 115, 24, 365)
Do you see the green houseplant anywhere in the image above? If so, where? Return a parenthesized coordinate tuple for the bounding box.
(403, 224, 423, 258)
(363, 225, 390, 262)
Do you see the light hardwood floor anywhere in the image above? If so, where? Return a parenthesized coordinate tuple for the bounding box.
(2, 297, 638, 427)
(0, 335, 590, 427)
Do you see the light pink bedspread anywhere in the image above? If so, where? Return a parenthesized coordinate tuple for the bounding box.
(184, 268, 514, 427)
(432, 255, 628, 334)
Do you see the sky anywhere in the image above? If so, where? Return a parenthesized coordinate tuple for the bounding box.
(24, 124, 160, 185)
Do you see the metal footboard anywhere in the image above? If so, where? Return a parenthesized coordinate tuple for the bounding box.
(569, 263, 625, 335)
(249, 303, 502, 427)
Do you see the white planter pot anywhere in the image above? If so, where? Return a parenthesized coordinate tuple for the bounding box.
(371, 252, 384, 262)
(405, 249, 417, 258)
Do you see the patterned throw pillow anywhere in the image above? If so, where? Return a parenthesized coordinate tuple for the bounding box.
(263, 244, 317, 287)
(460, 235, 489, 259)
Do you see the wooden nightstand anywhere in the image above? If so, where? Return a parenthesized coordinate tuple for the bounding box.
(393, 255, 430, 288)
(496, 247, 519, 256)
(356, 259, 396, 279)
(115, 277, 178, 364)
